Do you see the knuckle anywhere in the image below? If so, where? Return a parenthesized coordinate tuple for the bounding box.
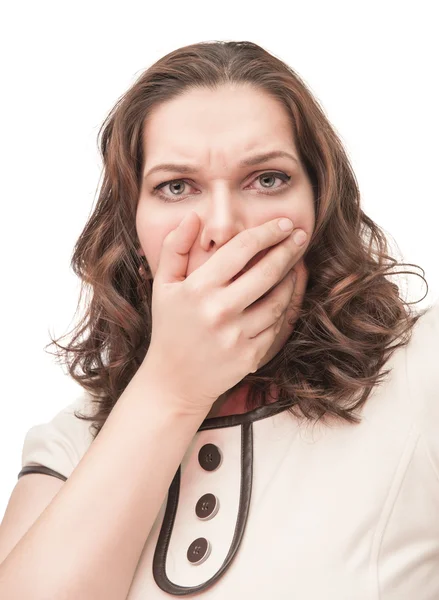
(216, 304, 231, 323)
(202, 304, 219, 327)
(271, 300, 284, 320)
(260, 260, 283, 282)
(222, 326, 240, 350)
(203, 301, 229, 327)
(237, 228, 257, 251)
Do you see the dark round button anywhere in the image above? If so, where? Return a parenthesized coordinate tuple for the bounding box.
(198, 443, 222, 471)
(195, 493, 220, 520)
(187, 537, 211, 565)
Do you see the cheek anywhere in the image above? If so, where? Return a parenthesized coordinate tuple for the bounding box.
(138, 227, 172, 277)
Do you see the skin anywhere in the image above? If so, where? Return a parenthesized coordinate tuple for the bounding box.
(136, 84, 315, 418)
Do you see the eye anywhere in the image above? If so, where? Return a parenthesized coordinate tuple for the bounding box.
(152, 171, 292, 203)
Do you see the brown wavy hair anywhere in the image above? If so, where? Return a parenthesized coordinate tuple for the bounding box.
(45, 40, 429, 439)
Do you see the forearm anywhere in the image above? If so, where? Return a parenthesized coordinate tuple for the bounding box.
(0, 364, 208, 599)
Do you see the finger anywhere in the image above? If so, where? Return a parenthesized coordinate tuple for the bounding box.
(243, 268, 296, 336)
(189, 217, 294, 289)
(231, 230, 306, 312)
(154, 211, 200, 284)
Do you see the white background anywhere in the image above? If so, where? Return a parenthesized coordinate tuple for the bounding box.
(0, 0, 437, 518)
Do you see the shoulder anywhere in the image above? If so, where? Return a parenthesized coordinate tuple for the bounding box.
(404, 300, 439, 477)
(19, 390, 96, 481)
(404, 300, 439, 395)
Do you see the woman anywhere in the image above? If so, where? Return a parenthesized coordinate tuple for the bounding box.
(0, 40, 437, 599)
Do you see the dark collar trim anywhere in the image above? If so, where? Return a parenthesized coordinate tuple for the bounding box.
(153, 421, 253, 595)
(198, 396, 294, 431)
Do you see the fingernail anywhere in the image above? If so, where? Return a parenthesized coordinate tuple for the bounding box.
(293, 229, 307, 245)
(278, 218, 294, 231)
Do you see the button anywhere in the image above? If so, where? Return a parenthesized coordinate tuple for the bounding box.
(198, 443, 222, 471)
(187, 537, 211, 565)
(195, 493, 220, 520)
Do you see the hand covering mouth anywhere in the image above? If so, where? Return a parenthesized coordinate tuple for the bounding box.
(231, 248, 269, 282)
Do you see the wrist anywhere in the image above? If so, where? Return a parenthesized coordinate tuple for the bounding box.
(137, 359, 211, 421)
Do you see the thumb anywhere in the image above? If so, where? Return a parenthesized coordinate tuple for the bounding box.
(155, 211, 200, 284)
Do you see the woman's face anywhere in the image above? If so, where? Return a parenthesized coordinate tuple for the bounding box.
(136, 84, 315, 369)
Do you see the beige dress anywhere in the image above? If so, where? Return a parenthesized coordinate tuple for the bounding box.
(18, 302, 439, 599)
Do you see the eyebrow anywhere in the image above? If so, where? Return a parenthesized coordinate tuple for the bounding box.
(143, 150, 299, 179)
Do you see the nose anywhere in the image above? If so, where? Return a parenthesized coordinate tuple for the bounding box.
(196, 186, 273, 262)
(198, 207, 247, 252)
